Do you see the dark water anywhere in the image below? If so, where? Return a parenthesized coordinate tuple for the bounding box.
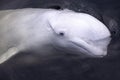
(0, 0, 120, 80)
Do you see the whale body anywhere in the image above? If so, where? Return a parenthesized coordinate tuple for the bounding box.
(0, 8, 111, 64)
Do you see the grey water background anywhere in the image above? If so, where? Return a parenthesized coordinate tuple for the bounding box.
(0, 0, 120, 80)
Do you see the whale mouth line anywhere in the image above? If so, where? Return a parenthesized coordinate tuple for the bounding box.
(69, 40, 105, 58)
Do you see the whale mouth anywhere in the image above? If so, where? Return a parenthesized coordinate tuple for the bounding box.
(69, 38, 107, 58)
(70, 41, 105, 58)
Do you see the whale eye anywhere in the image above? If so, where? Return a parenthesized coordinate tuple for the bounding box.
(59, 32, 64, 36)
(56, 29, 66, 36)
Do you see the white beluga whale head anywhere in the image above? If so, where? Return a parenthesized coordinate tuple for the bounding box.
(0, 8, 111, 64)
(46, 9, 111, 57)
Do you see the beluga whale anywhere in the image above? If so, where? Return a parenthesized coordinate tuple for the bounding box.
(0, 8, 111, 64)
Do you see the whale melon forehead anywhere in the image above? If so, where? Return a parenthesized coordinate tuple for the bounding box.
(47, 10, 111, 40)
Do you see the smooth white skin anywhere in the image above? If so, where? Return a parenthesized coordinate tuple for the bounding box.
(0, 8, 111, 64)
(47, 9, 111, 57)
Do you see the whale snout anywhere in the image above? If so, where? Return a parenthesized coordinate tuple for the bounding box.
(93, 50, 107, 58)
(69, 37, 110, 58)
